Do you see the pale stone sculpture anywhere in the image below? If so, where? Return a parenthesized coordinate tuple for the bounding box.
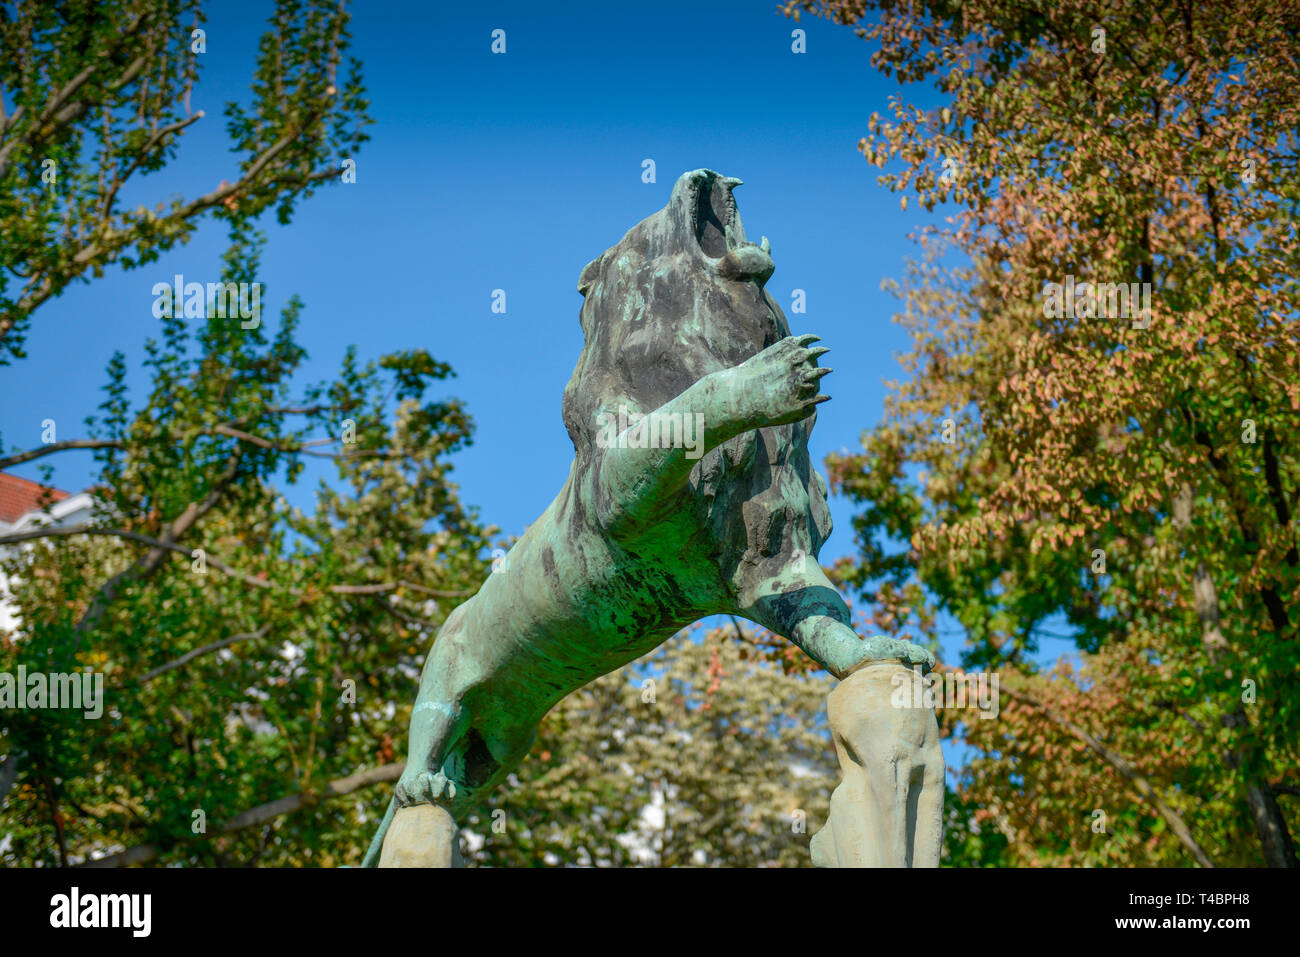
(377, 804, 463, 868)
(811, 662, 944, 867)
(363, 169, 940, 867)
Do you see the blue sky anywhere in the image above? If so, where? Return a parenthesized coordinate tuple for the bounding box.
(8, 0, 935, 538)
(2, 2, 1071, 763)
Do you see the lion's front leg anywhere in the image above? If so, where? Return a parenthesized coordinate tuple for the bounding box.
(594, 334, 832, 533)
(738, 559, 934, 679)
(393, 607, 475, 812)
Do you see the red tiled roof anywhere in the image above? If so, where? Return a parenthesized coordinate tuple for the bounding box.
(0, 472, 70, 523)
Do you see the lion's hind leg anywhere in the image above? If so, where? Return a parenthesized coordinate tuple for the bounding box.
(394, 603, 478, 810)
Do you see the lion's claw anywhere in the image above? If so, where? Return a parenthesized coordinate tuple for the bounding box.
(395, 768, 458, 807)
(732, 334, 835, 429)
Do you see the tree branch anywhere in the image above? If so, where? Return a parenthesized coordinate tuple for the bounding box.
(135, 626, 271, 685)
(0, 524, 477, 600)
(0, 111, 333, 345)
(77, 762, 404, 867)
(1001, 683, 1215, 867)
(0, 410, 364, 471)
(100, 112, 206, 223)
(0, 13, 150, 179)
(71, 449, 242, 639)
(0, 439, 121, 470)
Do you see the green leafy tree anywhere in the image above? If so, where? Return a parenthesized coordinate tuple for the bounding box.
(0, 235, 496, 866)
(786, 0, 1300, 866)
(0, 0, 370, 363)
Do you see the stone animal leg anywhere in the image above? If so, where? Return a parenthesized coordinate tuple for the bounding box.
(395, 693, 468, 809)
(811, 663, 945, 868)
(594, 335, 832, 535)
(395, 604, 478, 811)
(383, 700, 537, 867)
(375, 689, 467, 868)
(739, 563, 933, 679)
(380, 648, 473, 868)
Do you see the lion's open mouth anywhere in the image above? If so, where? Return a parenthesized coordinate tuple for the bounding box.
(690, 172, 771, 271)
(691, 173, 743, 257)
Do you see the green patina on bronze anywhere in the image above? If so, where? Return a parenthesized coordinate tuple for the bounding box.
(362, 169, 932, 865)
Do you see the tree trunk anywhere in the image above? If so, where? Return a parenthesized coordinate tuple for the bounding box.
(1174, 484, 1297, 867)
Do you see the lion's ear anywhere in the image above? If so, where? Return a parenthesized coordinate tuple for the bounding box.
(578, 255, 603, 296)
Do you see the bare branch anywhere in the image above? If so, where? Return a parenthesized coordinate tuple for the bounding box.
(0, 439, 121, 470)
(0, 525, 477, 601)
(211, 423, 340, 458)
(0, 411, 356, 471)
(397, 580, 475, 599)
(135, 626, 271, 685)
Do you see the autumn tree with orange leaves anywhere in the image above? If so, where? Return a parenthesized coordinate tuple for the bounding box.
(785, 0, 1300, 866)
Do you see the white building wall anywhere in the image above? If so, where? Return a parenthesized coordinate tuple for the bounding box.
(0, 492, 98, 636)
